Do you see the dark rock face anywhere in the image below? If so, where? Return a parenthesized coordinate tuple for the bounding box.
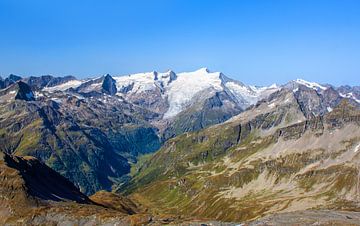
(321, 87, 342, 108)
(119, 82, 134, 93)
(102, 74, 117, 95)
(167, 70, 177, 84)
(8, 74, 22, 82)
(15, 81, 35, 101)
(24, 75, 77, 90)
(293, 85, 324, 117)
(290, 84, 360, 118)
(280, 81, 360, 118)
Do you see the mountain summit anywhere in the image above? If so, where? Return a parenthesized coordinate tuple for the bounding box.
(102, 74, 117, 95)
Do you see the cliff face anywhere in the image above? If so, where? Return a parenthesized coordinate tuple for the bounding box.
(102, 74, 117, 95)
(15, 81, 35, 101)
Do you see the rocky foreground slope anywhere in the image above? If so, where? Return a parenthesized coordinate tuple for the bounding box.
(0, 151, 205, 225)
(0, 151, 130, 224)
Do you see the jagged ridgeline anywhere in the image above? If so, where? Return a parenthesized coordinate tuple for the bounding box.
(0, 69, 359, 203)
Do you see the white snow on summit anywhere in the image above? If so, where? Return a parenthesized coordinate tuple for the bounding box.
(295, 79, 327, 91)
(164, 68, 223, 118)
(43, 80, 84, 92)
(114, 70, 177, 95)
(114, 72, 158, 94)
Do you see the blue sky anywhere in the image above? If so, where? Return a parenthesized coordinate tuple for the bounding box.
(0, 0, 359, 86)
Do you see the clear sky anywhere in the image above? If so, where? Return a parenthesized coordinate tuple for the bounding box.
(0, 0, 359, 86)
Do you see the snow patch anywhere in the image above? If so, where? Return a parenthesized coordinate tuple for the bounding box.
(43, 80, 83, 92)
(284, 98, 291, 103)
(340, 92, 360, 103)
(51, 98, 62, 104)
(354, 143, 360, 153)
(295, 79, 327, 91)
(34, 91, 44, 98)
(71, 94, 84, 100)
(226, 82, 279, 107)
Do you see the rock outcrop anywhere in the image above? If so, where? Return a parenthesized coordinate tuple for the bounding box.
(15, 81, 35, 101)
(102, 74, 117, 95)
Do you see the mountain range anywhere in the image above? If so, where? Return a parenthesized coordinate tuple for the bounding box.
(0, 68, 359, 224)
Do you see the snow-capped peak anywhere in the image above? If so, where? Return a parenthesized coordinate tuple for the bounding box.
(163, 68, 223, 118)
(268, 83, 278, 89)
(295, 79, 327, 91)
(196, 67, 211, 73)
(43, 79, 83, 92)
(114, 71, 157, 94)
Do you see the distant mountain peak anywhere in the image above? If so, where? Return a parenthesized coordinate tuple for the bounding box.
(9, 74, 22, 81)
